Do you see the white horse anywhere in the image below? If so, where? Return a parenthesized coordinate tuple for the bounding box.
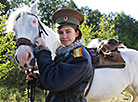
(6, 1, 138, 102)
(6, 1, 60, 70)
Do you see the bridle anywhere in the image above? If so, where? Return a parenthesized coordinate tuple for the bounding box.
(15, 12, 48, 48)
(15, 12, 49, 69)
(15, 12, 49, 102)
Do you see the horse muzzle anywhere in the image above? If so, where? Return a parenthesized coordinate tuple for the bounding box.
(19, 57, 36, 70)
(15, 54, 36, 70)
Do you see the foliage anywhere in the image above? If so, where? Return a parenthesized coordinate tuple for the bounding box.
(114, 12, 138, 50)
(80, 6, 102, 32)
(67, 0, 78, 9)
(0, 0, 138, 101)
(0, 0, 10, 16)
(0, 70, 46, 102)
(0, 3, 6, 14)
(81, 15, 118, 46)
(96, 15, 118, 40)
(80, 15, 95, 46)
(0, 3, 17, 79)
(38, 0, 70, 27)
(103, 91, 131, 102)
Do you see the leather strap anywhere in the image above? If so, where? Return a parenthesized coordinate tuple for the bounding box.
(84, 47, 95, 97)
(16, 38, 35, 48)
(84, 67, 95, 97)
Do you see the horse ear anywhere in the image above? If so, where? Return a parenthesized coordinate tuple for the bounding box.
(31, 0, 39, 14)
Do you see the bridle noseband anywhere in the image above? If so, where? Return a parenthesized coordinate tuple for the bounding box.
(16, 38, 35, 48)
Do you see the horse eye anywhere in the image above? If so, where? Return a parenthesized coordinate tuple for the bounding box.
(31, 19, 38, 27)
(32, 19, 36, 24)
(32, 19, 38, 24)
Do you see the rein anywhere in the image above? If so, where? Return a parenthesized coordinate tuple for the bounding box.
(15, 12, 49, 102)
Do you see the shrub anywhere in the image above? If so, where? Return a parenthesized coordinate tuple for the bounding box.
(0, 3, 17, 79)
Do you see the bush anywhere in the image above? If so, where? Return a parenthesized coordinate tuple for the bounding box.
(80, 15, 118, 46)
(0, 70, 46, 102)
(0, 3, 17, 79)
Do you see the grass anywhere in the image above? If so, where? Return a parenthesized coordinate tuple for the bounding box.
(87, 91, 131, 102)
(103, 91, 131, 102)
(0, 69, 132, 102)
(0, 70, 46, 102)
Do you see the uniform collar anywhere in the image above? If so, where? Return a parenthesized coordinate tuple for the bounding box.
(56, 39, 85, 57)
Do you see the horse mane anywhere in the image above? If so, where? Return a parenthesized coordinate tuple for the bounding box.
(6, 4, 31, 32)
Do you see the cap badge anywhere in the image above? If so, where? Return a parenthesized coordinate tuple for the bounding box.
(64, 16, 68, 21)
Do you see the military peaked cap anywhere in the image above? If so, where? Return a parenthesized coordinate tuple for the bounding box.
(52, 8, 84, 26)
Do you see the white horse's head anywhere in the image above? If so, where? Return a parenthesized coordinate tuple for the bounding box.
(6, 1, 60, 70)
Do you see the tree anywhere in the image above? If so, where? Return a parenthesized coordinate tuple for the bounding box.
(96, 15, 118, 40)
(0, 3, 17, 79)
(114, 12, 138, 49)
(80, 6, 102, 32)
(0, 0, 10, 16)
(81, 15, 118, 46)
(80, 15, 95, 46)
(67, 0, 78, 9)
(38, 0, 70, 27)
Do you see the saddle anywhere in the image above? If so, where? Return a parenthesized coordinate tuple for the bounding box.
(88, 38, 126, 69)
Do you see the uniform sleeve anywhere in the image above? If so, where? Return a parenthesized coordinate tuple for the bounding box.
(35, 47, 91, 91)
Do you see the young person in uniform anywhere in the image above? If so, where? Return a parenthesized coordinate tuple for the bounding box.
(26, 8, 92, 102)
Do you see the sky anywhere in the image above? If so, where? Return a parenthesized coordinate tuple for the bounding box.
(72, 0, 138, 20)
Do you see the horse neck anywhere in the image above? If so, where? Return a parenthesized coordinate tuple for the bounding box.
(42, 25, 60, 58)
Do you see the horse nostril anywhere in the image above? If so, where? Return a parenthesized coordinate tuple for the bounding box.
(20, 66, 24, 70)
(106, 50, 110, 53)
(29, 58, 35, 66)
(24, 63, 27, 67)
(28, 52, 31, 58)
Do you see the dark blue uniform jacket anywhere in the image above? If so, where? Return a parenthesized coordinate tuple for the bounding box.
(35, 46, 92, 102)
